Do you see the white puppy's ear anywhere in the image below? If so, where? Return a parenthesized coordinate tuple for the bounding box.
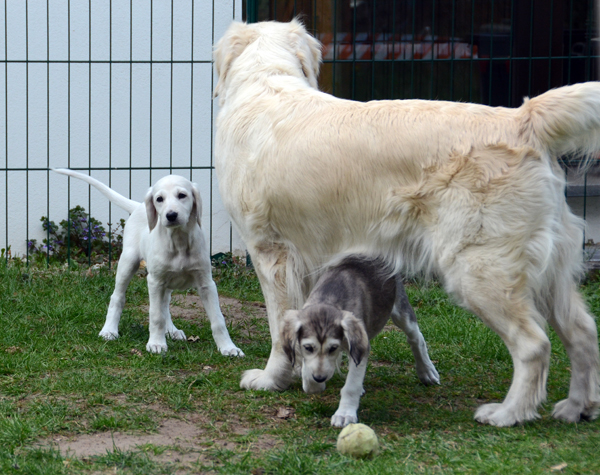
(213, 22, 258, 99)
(281, 310, 301, 367)
(191, 183, 203, 227)
(340, 311, 369, 367)
(289, 18, 322, 89)
(144, 187, 158, 231)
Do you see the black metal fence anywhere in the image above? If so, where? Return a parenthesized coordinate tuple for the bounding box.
(245, 0, 600, 253)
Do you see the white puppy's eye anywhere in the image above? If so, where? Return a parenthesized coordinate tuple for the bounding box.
(156, 196, 164, 203)
(178, 193, 187, 199)
(303, 345, 314, 354)
(329, 345, 338, 354)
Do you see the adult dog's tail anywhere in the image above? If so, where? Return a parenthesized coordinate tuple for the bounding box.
(53, 168, 139, 215)
(521, 82, 600, 169)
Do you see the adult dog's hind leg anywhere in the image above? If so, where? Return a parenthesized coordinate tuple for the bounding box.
(548, 287, 600, 422)
(391, 278, 440, 385)
(99, 249, 139, 340)
(240, 243, 295, 391)
(458, 270, 551, 427)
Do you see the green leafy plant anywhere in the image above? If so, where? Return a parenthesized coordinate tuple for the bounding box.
(27, 205, 126, 265)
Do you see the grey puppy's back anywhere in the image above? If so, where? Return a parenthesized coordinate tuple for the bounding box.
(306, 256, 397, 339)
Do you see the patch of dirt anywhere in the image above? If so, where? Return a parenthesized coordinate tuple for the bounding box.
(42, 415, 280, 466)
(144, 295, 267, 326)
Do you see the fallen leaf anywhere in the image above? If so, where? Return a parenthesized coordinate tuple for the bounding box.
(551, 463, 568, 472)
(276, 407, 295, 419)
(5, 346, 22, 354)
(130, 348, 143, 357)
(187, 336, 200, 342)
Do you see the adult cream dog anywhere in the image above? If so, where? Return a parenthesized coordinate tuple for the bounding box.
(281, 255, 438, 427)
(54, 169, 244, 356)
(214, 19, 600, 426)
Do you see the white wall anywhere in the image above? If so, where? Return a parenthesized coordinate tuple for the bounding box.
(0, 0, 245, 259)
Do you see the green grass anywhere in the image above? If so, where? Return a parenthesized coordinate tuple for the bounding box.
(0, 260, 598, 474)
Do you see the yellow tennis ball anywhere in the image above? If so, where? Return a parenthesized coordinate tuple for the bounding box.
(336, 423, 379, 459)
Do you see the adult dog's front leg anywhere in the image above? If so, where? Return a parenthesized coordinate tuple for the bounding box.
(146, 275, 170, 353)
(331, 357, 368, 427)
(240, 244, 295, 391)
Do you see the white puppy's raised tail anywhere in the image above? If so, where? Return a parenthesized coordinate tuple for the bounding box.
(522, 82, 600, 165)
(53, 168, 138, 215)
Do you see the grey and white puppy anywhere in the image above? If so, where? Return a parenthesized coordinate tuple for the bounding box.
(281, 255, 439, 427)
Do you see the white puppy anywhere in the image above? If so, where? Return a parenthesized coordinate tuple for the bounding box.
(53, 168, 244, 356)
(281, 255, 439, 427)
(214, 19, 600, 426)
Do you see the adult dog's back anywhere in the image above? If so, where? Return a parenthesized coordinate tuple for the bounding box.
(214, 19, 600, 426)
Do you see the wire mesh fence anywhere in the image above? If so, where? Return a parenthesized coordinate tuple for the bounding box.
(2, 0, 600, 267)
(1, 0, 243, 266)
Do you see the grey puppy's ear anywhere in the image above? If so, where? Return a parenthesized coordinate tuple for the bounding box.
(281, 310, 301, 367)
(340, 311, 369, 367)
(144, 187, 158, 231)
(191, 183, 203, 227)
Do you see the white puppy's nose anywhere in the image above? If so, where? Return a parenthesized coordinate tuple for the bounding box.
(166, 211, 178, 222)
(313, 374, 327, 383)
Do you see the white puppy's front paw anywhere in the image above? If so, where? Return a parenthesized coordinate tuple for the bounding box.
(99, 329, 119, 340)
(146, 341, 168, 353)
(167, 328, 187, 341)
(219, 344, 245, 357)
(331, 410, 358, 428)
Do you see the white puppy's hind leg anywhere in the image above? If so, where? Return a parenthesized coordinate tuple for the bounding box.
(391, 281, 440, 385)
(197, 280, 244, 357)
(331, 357, 368, 427)
(164, 290, 187, 341)
(99, 250, 140, 340)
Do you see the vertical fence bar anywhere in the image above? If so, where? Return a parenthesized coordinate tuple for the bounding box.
(169, 0, 174, 174)
(189, 0, 194, 181)
(4, 0, 7, 263)
(26, 0, 30, 265)
(46, 0, 50, 266)
(87, 3, 93, 261)
(108, 0, 113, 267)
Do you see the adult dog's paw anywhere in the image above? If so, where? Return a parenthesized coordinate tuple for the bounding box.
(553, 398, 599, 422)
(220, 345, 245, 357)
(474, 403, 538, 427)
(99, 329, 119, 340)
(331, 410, 358, 428)
(240, 369, 286, 391)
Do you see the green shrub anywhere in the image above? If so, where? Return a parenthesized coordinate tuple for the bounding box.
(27, 206, 126, 266)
